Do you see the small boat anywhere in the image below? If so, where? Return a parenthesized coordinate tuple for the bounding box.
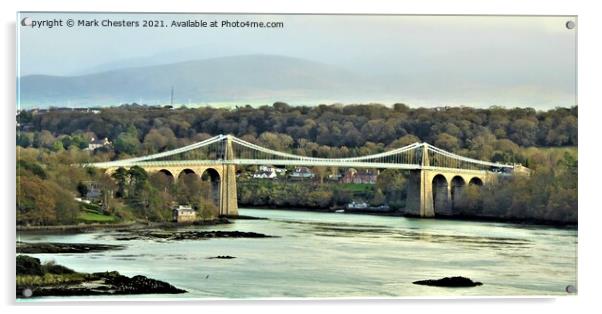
(347, 201, 369, 209)
(334, 209, 345, 213)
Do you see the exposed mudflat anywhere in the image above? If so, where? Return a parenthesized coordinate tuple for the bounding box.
(17, 241, 125, 254)
(109, 230, 275, 242)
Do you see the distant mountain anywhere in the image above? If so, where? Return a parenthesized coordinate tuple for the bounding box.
(18, 55, 378, 108)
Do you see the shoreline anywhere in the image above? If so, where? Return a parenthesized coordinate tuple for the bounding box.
(16, 222, 138, 233)
(16, 207, 577, 233)
(239, 205, 578, 229)
(16, 217, 231, 233)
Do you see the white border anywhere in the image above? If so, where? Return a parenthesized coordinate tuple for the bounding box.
(3, 0, 600, 313)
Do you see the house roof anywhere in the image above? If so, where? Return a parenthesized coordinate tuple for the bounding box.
(293, 167, 312, 173)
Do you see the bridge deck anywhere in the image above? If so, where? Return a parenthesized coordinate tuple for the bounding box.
(85, 134, 516, 175)
(88, 159, 503, 176)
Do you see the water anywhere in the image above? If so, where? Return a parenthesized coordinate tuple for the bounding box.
(17, 208, 577, 299)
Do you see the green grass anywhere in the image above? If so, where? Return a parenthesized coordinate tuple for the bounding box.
(76, 201, 121, 224)
(17, 273, 87, 287)
(77, 211, 119, 223)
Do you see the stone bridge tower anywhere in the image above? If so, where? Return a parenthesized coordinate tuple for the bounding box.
(220, 135, 238, 216)
(405, 144, 491, 217)
(406, 144, 434, 217)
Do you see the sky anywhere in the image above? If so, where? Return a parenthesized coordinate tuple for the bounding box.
(17, 13, 577, 109)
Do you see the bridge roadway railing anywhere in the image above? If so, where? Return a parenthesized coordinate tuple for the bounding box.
(87, 159, 509, 176)
(87, 159, 422, 170)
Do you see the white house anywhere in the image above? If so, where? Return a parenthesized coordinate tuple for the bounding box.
(173, 205, 196, 223)
(258, 165, 287, 174)
(289, 167, 315, 179)
(253, 166, 287, 179)
(253, 170, 277, 179)
(86, 137, 111, 151)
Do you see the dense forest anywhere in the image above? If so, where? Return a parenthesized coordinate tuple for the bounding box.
(16, 103, 578, 225)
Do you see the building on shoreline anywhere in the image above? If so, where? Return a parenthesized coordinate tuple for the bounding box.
(172, 205, 196, 223)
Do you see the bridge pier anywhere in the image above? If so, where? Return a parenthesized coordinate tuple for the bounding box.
(219, 135, 238, 216)
(405, 169, 491, 217)
(220, 164, 238, 216)
(405, 170, 435, 217)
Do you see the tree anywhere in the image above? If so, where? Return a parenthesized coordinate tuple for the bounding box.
(434, 133, 460, 151)
(17, 176, 57, 225)
(111, 167, 128, 198)
(370, 188, 386, 206)
(34, 130, 55, 148)
(393, 103, 410, 113)
(376, 169, 406, 209)
(76, 182, 89, 197)
(149, 172, 174, 192)
(176, 172, 202, 206)
(128, 166, 148, 194)
(509, 118, 538, 146)
(258, 132, 293, 151)
(143, 127, 177, 153)
(17, 132, 33, 147)
(96, 174, 117, 213)
(312, 166, 327, 185)
(17, 160, 47, 179)
(388, 134, 420, 149)
(114, 132, 140, 155)
(53, 184, 79, 224)
(50, 140, 64, 152)
(60, 135, 73, 149)
(199, 197, 219, 220)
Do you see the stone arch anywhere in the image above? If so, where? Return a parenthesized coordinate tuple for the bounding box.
(201, 168, 221, 208)
(469, 177, 483, 186)
(157, 169, 175, 184)
(450, 176, 466, 211)
(432, 174, 449, 215)
(176, 168, 202, 205)
(147, 169, 176, 191)
(178, 168, 198, 178)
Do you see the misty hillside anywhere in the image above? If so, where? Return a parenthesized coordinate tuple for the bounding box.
(19, 55, 374, 107)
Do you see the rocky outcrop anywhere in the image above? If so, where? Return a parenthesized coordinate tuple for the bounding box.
(18, 272, 186, 298)
(16, 255, 186, 298)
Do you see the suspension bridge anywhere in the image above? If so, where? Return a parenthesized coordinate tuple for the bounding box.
(86, 134, 522, 217)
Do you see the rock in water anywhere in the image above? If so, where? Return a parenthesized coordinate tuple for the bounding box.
(413, 276, 483, 287)
(208, 255, 236, 259)
(100, 272, 187, 294)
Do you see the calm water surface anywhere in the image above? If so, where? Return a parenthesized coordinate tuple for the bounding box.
(17, 208, 577, 299)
